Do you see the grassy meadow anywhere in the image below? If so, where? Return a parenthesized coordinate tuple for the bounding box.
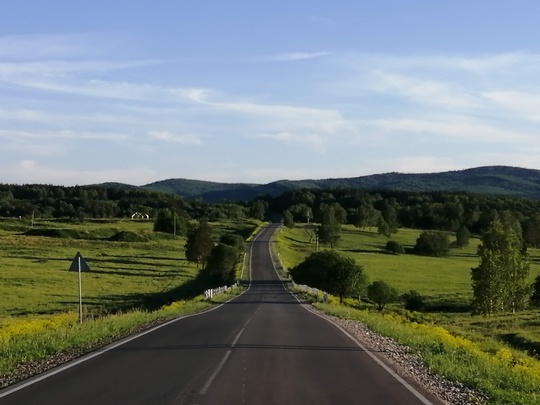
(274, 223, 540, 404)
(0, 217, 258, 384)
(0, 217, 259, 318)
(275, 224, 540, 309)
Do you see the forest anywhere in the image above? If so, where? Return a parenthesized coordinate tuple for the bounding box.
(3, 183, 540, 247)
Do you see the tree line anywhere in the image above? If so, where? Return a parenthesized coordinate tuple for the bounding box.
(5, 184, 540, 247)
(263, 188, 540, 248)
(0, 184, 265, 224)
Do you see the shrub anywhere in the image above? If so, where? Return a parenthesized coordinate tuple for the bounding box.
(402, 290, 425, 311)
(385, 240, 405, 255)
(290, 250, 367, 303)
(219, 234, 245, 252)
(413, 231, 450, 257)
(367, 281, 399, 310)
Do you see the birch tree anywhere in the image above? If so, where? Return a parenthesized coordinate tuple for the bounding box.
(471, 220, 531, 315)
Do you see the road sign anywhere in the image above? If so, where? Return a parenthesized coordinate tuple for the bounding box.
(68, 252, 91, 323)
(68, 252, 91, 272)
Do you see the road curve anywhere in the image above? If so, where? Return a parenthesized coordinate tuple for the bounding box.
(0, 224, 440, 405)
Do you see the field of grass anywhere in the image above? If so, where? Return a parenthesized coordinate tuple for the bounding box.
(0, 217, 259, 318)
(275, 224, 540, 310)
(275, 223, 540, 404)
(0, 216, 258, 385)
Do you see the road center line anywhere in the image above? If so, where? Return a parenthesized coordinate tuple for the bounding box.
(199, 350, 231, 395)
(199, 312, 251, 395)
(231, 327, 245, 347)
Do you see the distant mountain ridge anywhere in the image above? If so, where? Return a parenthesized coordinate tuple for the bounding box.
(136, 166, 540, 202)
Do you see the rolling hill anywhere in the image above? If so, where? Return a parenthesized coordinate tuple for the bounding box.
(139, 166, 540, 202)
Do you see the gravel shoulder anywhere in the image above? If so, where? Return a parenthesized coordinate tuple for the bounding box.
(308, 306, 489, 405)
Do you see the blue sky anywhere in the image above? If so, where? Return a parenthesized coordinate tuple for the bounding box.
(2, 1, 540, 186)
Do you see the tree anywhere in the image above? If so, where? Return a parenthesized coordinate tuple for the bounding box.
(381, 206, 399, 235)
(317, 205, 341, 248)
(250, 199, 267, 220)
(184, 220, 214, 268)
(354, 204, 380, 228)
(471, 220, 531, 315)
(367, 281, 399, 310)
(153, 208, 186, 235)
(205, 243, 240, 284)
(220, 234, 245, 252)
(522, 215, 540, 248)
(531, 275, 540, 308)
(290, 250, 367, 303)
(455, 225, 471, 247)
(377, 217, 391, 238)
(413, 231, 450, 257)
(283, 209, 295, 228)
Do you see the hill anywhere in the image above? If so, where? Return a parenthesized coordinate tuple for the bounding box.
(140, 166, 540, 202)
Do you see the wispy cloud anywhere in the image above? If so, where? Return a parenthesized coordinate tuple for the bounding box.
(0, 60, 155, 79)
(367, 71, 480, 109)
(366, 116, 532, 143)
(255, 132, 326, 151)
(148, 131, 204, 145)
(256, 51, 332, 62)
(0, 129, 127, 142)
(482, 91, 540, 121)
(0, 33, 130, 60)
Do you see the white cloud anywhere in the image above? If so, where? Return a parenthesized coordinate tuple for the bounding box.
(366, 116, 532, 143)
(0, 129, 127, 142)
(368, 71, 480, 109)
(482, 91, 540, 121)
(0, 32, 140, 61)
(148, 131, 204, 145)
(256, 51, 332, 62)
(255, 132, 326, 152)
(340, 52, 540, 75)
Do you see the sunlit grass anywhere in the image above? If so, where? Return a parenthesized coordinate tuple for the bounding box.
(0, 218, 258, 317)
(276, 223, 540, 404)
(0, 216, 255, 383)
(277, 224, 540, 308)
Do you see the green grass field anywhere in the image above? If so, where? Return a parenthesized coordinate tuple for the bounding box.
(275, 224, 540, 404)
(276, 224, 540, 309)
(0, 218, 258, 318)
(275, 224, 540, 358)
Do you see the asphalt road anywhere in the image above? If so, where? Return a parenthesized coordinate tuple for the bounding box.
(0, 224, 438, 405)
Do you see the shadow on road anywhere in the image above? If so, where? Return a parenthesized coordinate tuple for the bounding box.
(111, 343, 366, 353)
